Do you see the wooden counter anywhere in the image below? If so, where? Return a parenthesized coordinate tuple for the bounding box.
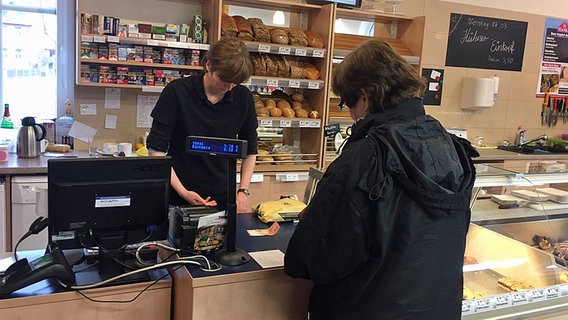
(0, 251, 172, 320)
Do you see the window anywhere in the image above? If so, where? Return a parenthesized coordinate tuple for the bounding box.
(1, 0, 73, 127)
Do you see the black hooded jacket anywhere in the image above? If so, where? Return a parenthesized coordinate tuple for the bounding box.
(284, 98, 478, 319)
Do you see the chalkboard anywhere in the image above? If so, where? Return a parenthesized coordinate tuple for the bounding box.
(445, 13, 528, 71)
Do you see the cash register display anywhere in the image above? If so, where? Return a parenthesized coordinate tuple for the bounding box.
(186, 136, 247, 159)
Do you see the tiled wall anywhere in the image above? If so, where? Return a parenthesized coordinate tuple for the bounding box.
(397, 0, 564, 146)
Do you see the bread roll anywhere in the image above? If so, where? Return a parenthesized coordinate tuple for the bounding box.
(221, 14, 238, 38)
(258, 149, 269, 155)
(304, 30, 324, 48)
(276, 100, 291, 109)
(256, 107, 269, 117)
(269, 28, 289, 45)
(291, 101, 303, 110)
(257, 150, 273, 162)
(308, 110, 320, 119)
(295, 108, 309, 118)
(255, 100, 265, 109)
(281, 108, 295, 118)
(264, 99, 277, 109)
(269, 107, 283, 117)
(291, 92, 304, 102)
(274, 151, 293, 161)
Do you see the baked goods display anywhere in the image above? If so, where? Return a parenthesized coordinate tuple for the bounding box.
(553, 240, 568, 260)
(497, 277, 533, 292)
(221, 15, 325, 49)
(254, 90, 320, 120)
(250, 53, 320, 80)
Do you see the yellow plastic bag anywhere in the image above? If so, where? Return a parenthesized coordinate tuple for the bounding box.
(252, 198, 307, 223)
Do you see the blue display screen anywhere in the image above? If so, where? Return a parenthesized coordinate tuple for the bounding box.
(190, 140, 240, 154)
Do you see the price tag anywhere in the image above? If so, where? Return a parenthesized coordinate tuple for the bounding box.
(258, 44, 271, 53)
(147, 40, 160, 46)
(288, 80, 301, 88)
(461, 301, 474, 314)
(93, 35, 106, 43)
(280, 120, 292, 127)
(260, 119, 273, 127)
(278, 46, 291, 55)
(545, 286, 560, 298)
(286, 174, 300, 181)
(531, 289, 546, 301)
(308, 81, 320, 89)
(266, 79, 279, 87)
(107, 36, 120, 43)
(493, 295, 511, 308)
(295, 48, 307, 56)
(168, 41, 188, 48)
(312, 49, 325, 58)
(81, 35, 94, 42)
(251, 174, 264, 183)
(473, 298, 492, 312)
(299, 121, 309, 127)
(511, 292, 529, 305)
(308, 120, 320, 127)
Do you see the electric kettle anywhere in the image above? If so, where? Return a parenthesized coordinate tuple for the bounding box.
(17, 117, 47, 158)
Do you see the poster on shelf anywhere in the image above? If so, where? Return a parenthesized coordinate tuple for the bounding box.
(536, 18, 568, 97)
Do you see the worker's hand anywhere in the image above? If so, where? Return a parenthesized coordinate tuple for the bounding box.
(183, 190, 218, 207)
(236, 192, 250, 213)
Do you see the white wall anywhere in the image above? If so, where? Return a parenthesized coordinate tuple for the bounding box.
(440, 0, 568, 19)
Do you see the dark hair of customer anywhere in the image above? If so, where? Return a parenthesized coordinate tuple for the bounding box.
(331, 39, 426, 113)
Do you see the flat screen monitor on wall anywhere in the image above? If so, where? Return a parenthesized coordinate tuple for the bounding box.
(47, 156, 172, 280)
(307, 0, 362, 9)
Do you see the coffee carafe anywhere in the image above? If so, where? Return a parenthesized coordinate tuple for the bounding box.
(17, 117, 46, 158)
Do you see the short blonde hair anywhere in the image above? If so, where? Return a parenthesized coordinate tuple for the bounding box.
(206, 38, 253, 84)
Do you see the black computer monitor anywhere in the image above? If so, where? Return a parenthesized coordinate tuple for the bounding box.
(47, 156, 171, 281)
(307, 0, 362, 9)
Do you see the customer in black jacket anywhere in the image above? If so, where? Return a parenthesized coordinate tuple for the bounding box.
(284, 39, 479, 319)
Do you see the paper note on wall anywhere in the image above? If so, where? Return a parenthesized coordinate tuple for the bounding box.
(137, 94, 159, 128)
(105, 88, 121, 109)
(105, 114, 117, 129)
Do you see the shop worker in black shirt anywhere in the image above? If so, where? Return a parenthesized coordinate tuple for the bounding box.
(284, 40, 478, 319)
(147, 38, 258, 213)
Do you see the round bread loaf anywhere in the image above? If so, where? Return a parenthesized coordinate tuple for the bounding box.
(308, 110, 320, 118)
(276, 100, 291, 109)
(256, 107, 269, 117)
(269, 107, 283, 117)
(264, 99, 277, 109)
(291, 101, 303, 110)
(295, 108, 309, 118)
(291, 92, 304, 102)
(281, 108, 295, 118)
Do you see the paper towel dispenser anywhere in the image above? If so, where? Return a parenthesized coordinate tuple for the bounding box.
(461, 77, 499, 110)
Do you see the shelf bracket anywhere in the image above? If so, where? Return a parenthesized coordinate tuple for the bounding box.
(389, 20, 398, 39)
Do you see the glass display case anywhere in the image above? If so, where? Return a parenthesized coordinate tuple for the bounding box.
(464, 163, 568, 319)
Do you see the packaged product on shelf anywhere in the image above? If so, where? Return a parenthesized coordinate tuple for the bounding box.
(164, 70, 179, 84)
(108, 43, 118, 61)
(99, 65, 110, 83)
(92, 15, 104, 34)
(179, 23, 189, 42)
(162, 48, 172, 64)
(138, 23, 152, 39)
(135, 45, 143, 62)
(80, 65, 91, 83)
(116, 67, 129, 84)
(165, 33, 177, 41)
(145, 69, 155, 86)
(80, 13, 92, 34)
(193, 15, 203, 44)
(102, 16, 114, 35)
(154, 69, 165, 86)
(118, 45, 128, 61)
(143, 46, 154, 63)
(98, 46, 108, 60)
(191, 50, 200, 66)
(89, 65, 99, 83)
(117, 23, 127, 37)
(127, 23, 139, 37)
(80, 42, 92, 59)
(171, 48, 185, 65)
(152, 49, 162, 64)
(152, 25, 166, 40)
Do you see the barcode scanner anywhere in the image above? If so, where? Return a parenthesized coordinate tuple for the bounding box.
(13, 216, 49, 261)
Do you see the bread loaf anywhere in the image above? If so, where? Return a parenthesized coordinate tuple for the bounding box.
(288, 29, 308, 46)
(264, 99, 277, 109)
(305, 66, 320, 80)
(221, 14, 238, 38)
(291, 92, 304, 102)
(304, 30, 324, 48)
(269, 107, 283, 117)
(263, 54, 278, 77)
(233, 15, 253, 41)
(257, 149, 274, 162)
(289, 65, 306, 79)
(256, 107, 269, 117)
(274, 55, 290, 78)
(250, 53, 266, 76)
(276, 100, 291, 109)
(308, 110, 320, 119)
(281, 108, 295, 118)
(269, 28, 289, 45)
(295, 108, 309, 118)
(248, 18, 271, 43)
